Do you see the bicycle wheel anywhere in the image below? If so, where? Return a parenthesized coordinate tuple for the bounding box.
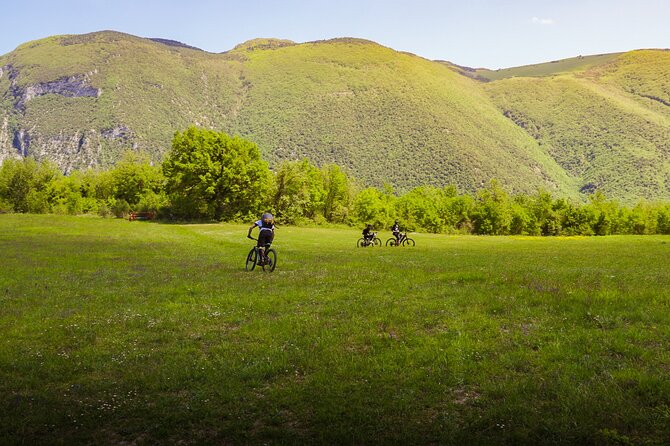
(245, 247, 257, 271)
(385, 238, 396, 247)
(263, 249, 277, 272)
(373, 237, 382, 247)
(357, 238, 366, 247)
(402, 238, 416, 247)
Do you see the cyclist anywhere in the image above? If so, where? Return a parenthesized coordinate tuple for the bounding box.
(362, 224, 374, 243)
(248, 212, 275, 265)
(391, 220, 401, 245)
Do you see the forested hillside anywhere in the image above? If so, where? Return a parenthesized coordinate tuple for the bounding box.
(0, 31, 668, 202)
(484, 50, 670, 202)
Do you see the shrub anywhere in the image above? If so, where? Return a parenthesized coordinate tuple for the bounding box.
(26, 190, 50, 214)
(0, 197, 13, 213)
(658, 206, 670, 234)
(136, 191, 168, 213)
(110, 199, 131, 218)
(98, 202, 112, 218)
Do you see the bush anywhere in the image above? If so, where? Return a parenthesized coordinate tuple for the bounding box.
(658, 206, 670, 234)
(136, 191, 168, 213)
(3, 150, 670, 235)
(0, 197, 13, 213)
(26, 190, 50, 214)
(110, 199, 131, 218)
(98, 202, 112, 218)
(352, 187, 395, 228)
(110, 151, 164, 206)
(510, 204, 532, 235)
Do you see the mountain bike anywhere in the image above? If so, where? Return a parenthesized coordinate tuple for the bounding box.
(245, 238, 277, 272)
(386, 232, 415, 247)
(357, 232, 381, 247)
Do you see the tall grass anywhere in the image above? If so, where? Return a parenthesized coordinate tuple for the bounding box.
(1, 214, 669, 444)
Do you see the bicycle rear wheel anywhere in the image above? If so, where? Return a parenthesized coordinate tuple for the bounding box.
(245, 248, 257, 271)
(263, 249, 277, 272)
(385, 238, 396, 246)
(402, 238, 416, 247)
(357, 238, 367, 247)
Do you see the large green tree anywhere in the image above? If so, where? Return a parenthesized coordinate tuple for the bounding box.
(322, 164, 353, 223)
(163, 127, 271, 220)
(471, 180, 513, 235)
(272, 159, 325, 224)
(352, 186, 396, 228)
(109, 151, 164, 207)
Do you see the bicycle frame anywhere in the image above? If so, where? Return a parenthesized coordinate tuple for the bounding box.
(246, 237, 277, 271)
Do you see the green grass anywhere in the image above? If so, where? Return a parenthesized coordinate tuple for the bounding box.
(475, 53, 621, 81)
(1, 214, 670, 444)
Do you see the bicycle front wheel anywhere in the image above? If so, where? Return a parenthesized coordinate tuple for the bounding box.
(245, 248, 257, 271)
(402, 238, 416, 247)
(373, 237, 382, 247)
(263, 249, 277, 272)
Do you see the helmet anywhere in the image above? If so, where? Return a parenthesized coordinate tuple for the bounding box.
(261, 213, 274, 224)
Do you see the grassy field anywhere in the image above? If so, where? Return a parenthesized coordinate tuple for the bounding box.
(1, 214, 670, 445)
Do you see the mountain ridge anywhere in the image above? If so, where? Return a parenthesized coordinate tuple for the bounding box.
(1, 31, 669, 202)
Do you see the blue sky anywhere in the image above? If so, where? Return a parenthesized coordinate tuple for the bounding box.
(1, 0, 668, 68)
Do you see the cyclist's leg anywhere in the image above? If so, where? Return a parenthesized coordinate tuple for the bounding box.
(258, 231, 274, 263)
(257, 233, 267, 263)
(264, 232, 275, 264)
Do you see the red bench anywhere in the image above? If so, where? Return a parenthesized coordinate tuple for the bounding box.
(129, 211, 156, 221)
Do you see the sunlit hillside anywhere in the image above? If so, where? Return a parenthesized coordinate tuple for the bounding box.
(484, 50, 670, 202)
(475, 53, 621, 81)
(228, 38, 575, 194)
(1, 31, 669, 201)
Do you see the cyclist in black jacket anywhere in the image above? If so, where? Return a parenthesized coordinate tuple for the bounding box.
(391, 220, 401, 245)
(362, 224, 374, 242)
(248, 213, 275, 265)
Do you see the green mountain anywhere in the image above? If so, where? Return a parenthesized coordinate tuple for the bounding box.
(483, 49, 670, 200)
(1, 31, 668, 202)
(473, 52, 622, 82)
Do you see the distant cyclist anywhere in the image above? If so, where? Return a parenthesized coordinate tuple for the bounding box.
(391, 220, 401, 245)
(362, 224, 374, 243)
(248, 212, 275, 265)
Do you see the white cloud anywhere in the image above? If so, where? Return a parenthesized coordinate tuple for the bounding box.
(532, 17, 555, 25)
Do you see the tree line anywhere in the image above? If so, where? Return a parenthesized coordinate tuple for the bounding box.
(1, 127, 669, 236)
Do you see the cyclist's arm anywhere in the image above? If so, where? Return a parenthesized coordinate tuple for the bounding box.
(247, 224, 257, 238)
